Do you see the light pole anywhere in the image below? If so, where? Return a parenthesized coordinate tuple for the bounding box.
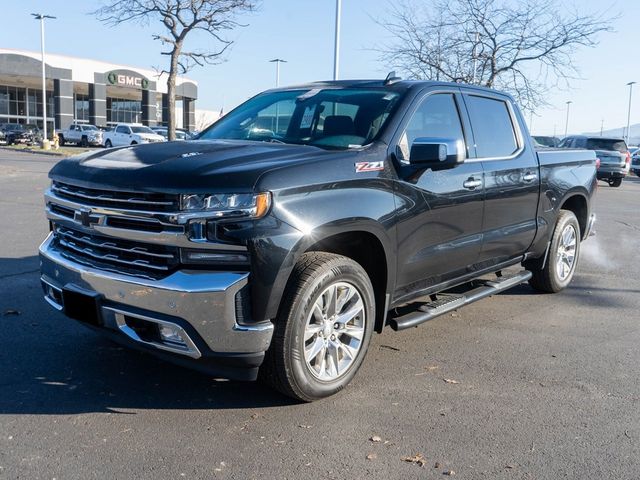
(625, 81, 636, 144)
(564, 101, 573, 137)
(333, 0, 342, 80)
(32, 13, 55, 146)
(471, 31, 479, 84)
(269, 58, 287, 87)
(269, 59, 287, 134)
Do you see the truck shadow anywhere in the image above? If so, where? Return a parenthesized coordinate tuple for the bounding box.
(0, 256, 297, 415)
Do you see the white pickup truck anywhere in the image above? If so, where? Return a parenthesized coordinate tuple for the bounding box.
(103, 124, 165, 148)
(57, 123, 103, 147)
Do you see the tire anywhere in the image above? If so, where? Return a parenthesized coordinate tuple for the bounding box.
(260, 252, 375, 402)
(58, 135, 65, 146)
(104, 139, 112, 148)
(610, 178, 622, 187)
(81, 136, 88, 148)
(130, 141, 137, 145)
(528, 210, 581, 293)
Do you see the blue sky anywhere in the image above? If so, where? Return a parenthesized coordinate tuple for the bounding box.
(2, 0, 639, 136)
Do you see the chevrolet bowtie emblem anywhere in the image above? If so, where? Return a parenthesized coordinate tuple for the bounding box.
(74, 208, 101, 227)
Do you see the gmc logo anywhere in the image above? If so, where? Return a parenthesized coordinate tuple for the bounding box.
(107, 72, 149, 90)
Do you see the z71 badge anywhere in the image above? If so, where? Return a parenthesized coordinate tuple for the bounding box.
(355, 161, 384, 172)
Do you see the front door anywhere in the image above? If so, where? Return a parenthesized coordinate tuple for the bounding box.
(392, 90, 485, 303)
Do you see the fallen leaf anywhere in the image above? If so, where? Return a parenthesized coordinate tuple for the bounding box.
(505, 464, 515, 469)
(443, 378, 460, 384)
(401, 453, 427, 467)
(379, 344, 400, 352)
(299, 424, 313, 429)
(425, 365, 440, 371)
(434, 462, 441, 468)
(450, 312, 459, 317)
(370, 435, 382, 442)
(444, 470, 456, 476)
(366, 453, 377, 460)
(3, 309, 21, 316)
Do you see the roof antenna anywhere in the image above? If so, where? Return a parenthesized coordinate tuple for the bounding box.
(384, 71, 402, 85)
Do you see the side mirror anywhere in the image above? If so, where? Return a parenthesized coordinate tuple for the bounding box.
(409, 137, 466, 170)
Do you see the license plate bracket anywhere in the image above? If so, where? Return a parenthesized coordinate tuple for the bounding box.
(62, 286, 103, 326)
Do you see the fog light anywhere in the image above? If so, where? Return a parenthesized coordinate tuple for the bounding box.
(158, 324, 186, 346)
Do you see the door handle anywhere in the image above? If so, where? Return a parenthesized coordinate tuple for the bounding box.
(463, 178, 482, 189)
(523, 172, 537, 182)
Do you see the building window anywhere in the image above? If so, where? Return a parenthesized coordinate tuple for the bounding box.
(107, 98, 142, 125)
(75, 94, 89, 123)
(0, 85, 54, 130)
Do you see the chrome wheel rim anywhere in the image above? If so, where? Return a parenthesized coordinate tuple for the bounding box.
(303, 281, 366, 381)
(556, 224, 577, 280)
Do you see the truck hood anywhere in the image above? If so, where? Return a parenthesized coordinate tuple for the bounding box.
(49, 139, 335, 193)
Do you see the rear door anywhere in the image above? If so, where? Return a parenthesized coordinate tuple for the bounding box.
(392, 88, 485, 301)
(461, 91, 539, 267)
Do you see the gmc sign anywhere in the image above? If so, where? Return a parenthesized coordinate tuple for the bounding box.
(107, 71, 150, 90)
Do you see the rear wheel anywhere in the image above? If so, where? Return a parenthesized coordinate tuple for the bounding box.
(81, 136, 88, 148)
(609, 178, 622, 187)
(528, 210, 581, 293)
(260, 252, 375, 402)
(104, 139, 112, 148)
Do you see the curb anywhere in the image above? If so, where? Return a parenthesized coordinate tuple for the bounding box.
(0, 146, 70, 157)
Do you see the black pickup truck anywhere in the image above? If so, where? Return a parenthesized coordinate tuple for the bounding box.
(40, 77, 596, 401)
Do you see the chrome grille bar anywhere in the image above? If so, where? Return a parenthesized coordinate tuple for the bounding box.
(52, 182, 179, 211)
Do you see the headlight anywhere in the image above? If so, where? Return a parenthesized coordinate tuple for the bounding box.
(180, 192, 271, 219)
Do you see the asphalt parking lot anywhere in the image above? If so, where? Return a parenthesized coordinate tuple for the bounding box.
(0, 149, 639, 479)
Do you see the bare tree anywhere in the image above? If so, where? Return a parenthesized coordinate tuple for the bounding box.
(94, 0, 256, 140)
(377, 0, 613, 113)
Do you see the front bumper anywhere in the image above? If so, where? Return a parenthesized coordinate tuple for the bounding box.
(39, 233, 273, 380)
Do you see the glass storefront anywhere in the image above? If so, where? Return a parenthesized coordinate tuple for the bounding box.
(107, 98, 142, 125)
(75, 94, 89, 123)
(0, 85, 54, 130)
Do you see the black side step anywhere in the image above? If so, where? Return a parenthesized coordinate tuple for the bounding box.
(388, 270, 532, 331)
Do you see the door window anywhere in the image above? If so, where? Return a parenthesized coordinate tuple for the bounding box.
(465, 95, 519, 158)
(116, 125, 129, 134)
(397, 93, 466, 163)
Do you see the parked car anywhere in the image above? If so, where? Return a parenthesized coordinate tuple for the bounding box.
(57, 123, 103, 147)
(559, 135, 630, 187)
(40, 77, 596, 401)
(102, 124, 165, 148)
(632, 149, 640, 176)
(532, 135, 561, 147)
(150, 126, 189, 140)
(0, 123, 42, 145)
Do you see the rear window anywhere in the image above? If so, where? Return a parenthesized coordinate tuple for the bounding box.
(586, 138, 627, 152)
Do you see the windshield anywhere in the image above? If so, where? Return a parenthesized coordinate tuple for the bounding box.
(130, 126, 155, 134)
(586, 138, 627, 152)
(82, 125, 98, 131)
(198, 88, 403, 149)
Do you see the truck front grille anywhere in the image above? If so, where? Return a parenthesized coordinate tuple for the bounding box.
(52, 181, 180, 212)
(52, 224, 179, 274)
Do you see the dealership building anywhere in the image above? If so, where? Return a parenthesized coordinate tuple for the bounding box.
(0, 48, 198, 132)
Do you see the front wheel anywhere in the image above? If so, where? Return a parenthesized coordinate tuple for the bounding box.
(527, 210, 581, 293)
(260, 252, 375, 402)
(104, 139, 112, 148)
